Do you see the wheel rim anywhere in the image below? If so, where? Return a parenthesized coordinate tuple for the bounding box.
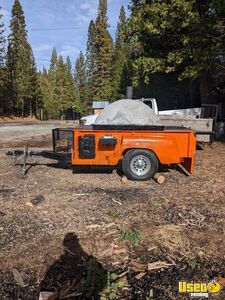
(130, 155, 151, 176)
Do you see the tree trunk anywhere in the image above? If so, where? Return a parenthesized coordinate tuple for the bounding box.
(29, 99, 33, 117)
(22, 99, 24, 118)
(199, 72, 212, 104)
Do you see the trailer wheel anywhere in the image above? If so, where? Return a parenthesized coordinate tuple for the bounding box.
(122, 149, 159, 181)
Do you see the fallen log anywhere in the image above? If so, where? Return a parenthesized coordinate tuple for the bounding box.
(153, 173, 165, 184)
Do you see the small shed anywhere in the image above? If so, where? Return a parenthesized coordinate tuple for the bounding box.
(92, 101, 110, 115)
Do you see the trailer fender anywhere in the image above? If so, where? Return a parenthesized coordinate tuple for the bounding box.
(121, 136, 181, 165)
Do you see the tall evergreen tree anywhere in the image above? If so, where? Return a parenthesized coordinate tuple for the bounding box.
(56, 55, 69, 113)
(96, 0, 108, 28)
(7, 0, 40, 116)
(0, 6, 6, 113)
(50, 47, 58, 73)
(56, 55, 77, 115)
(40, 51, 79, 119)
(0, 6, 5, 68)
(93, 0, 113, 100)
(111, 6, 131, 99)
(38, 68, 50, 119)
(86, 20, 97, 100)
(66, 56, 72, 74)
(40, 48, 58, 118)
(115, 6, 126, 50)
(29, 51, 42, 116)
(74, 51, 87, 113)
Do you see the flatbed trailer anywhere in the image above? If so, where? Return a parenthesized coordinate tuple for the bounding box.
(52, 125, 196, 181)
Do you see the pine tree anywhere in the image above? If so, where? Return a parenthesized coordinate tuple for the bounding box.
(115, 6, 126, 50)
(74, 51, 87, 113)
(96, 0, 108, 28)
(7, 0, 40, 116)
(93, 0, 113, 100)
(56, 55, 68, 114)
(0, 6, 5, 69)
(0, 6, 6, 113)
(40, 50, 79, 119)
(111, 6, 131, 100)
(39, 67, 55, 119)
(56, 55, 77, 115)
(129, 0, 225, 104)
(29, 51, 42, 117)
(66, 56, 72, 74)
(65, 55, 78, 113)
(40, 48, 58, 118)
(86, 20, 97, 100)
(50, 47, 58, 73)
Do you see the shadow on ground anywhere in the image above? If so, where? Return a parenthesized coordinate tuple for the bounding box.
(40, 233, 107, 300)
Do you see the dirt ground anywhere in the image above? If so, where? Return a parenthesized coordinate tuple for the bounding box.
(0, 115, 39, 123)
(0, 134, 225, 299)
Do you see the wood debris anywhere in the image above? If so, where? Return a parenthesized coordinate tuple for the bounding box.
(113, 248, 127, 255)
(121, 175, 128, 183)
(148, 261, 175, 271)
(112, 198, 123, 206)
(73, 193, 90, 196)
(85, 224, 100, 229)
(39, 281, 77, 300)
(154, 173, 165, 184)
(102, 246, 127, 257)
(130, 261, 147, 272)
(39, 292, 55, 300)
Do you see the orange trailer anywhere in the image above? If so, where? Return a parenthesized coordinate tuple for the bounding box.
(53, 125, 196, 181)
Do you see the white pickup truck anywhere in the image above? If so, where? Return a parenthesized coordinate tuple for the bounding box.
(80, 98, 218, 142)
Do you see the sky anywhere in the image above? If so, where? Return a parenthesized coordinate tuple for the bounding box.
(0, 0, 130, 70)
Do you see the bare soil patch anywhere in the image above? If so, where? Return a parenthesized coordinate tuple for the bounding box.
(0, 115, 39, 123)
(0, 142, 225, 299)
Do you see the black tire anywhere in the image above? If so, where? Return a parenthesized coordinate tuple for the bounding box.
(122, 149, 159, 181)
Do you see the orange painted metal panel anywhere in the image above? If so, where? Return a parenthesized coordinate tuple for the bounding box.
(72, 129, 196, 174)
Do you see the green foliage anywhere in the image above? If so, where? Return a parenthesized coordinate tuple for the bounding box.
(81, 259, 107, 298)
(1, 0, 133, 118)
(79, 261, 126, 299)
(129, 0, 225, 102)
(187, 257, 198, 269)
(86, 20, 97, 101)
(86, 0, 117, 102)
(107, 209, 119, 221)
(121, 228, 142, 246)
(0, 7, 5, 63)
(2, 0, 225, 117)
(6, 0, 40, 116)
(111, 6, 131, 100)
(100, 272, 126, 300)
(39, 49, 79, 119)
(74, 51, 87, 114)
(0, 6, 6, 113)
